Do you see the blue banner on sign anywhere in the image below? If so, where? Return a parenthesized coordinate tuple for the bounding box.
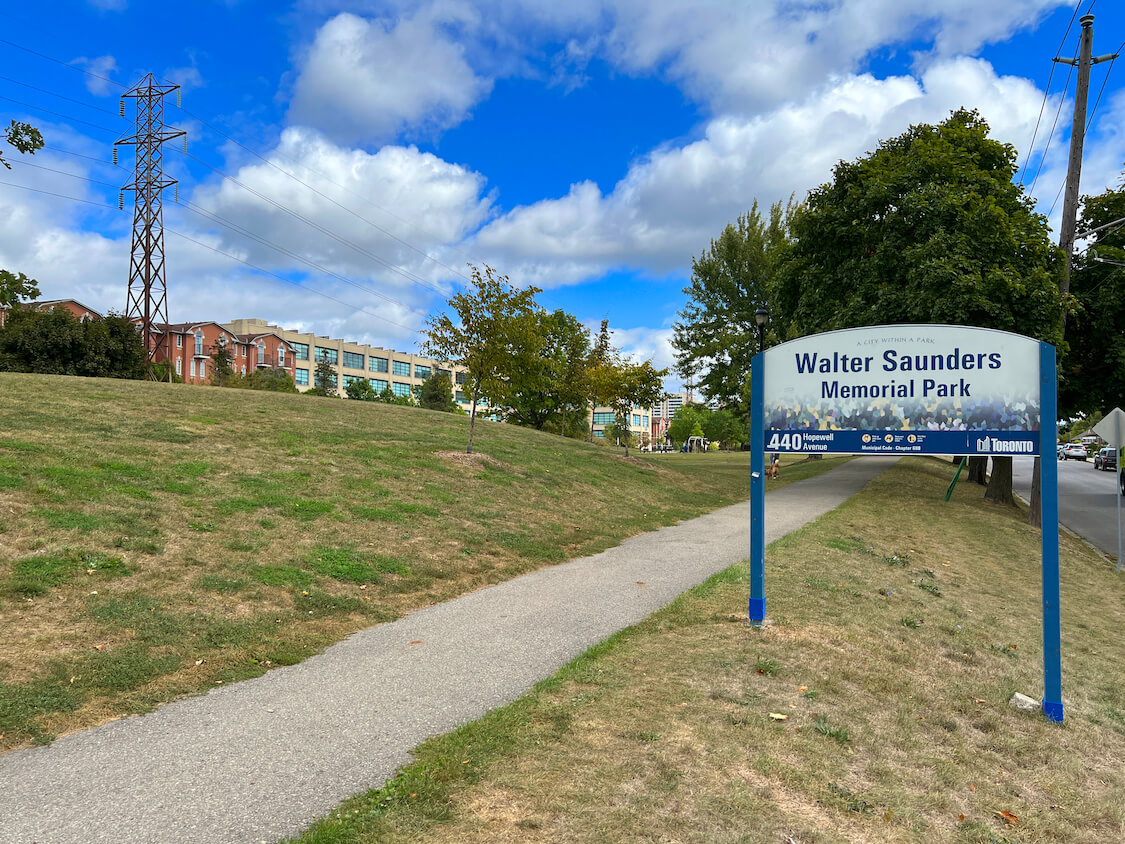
(763, 429, 1040, 456)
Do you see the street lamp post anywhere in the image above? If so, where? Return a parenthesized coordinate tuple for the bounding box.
(754, 308, 769, 354)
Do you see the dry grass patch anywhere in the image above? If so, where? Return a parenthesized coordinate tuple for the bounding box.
(2, 373, 837, 750)
(293, 457, 1125, 844)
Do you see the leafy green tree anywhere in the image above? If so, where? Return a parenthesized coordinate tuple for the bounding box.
(504, 309, 591, 432)
(1059, 185, 1125, 418)
(345, 377, 378, 401)
(0, 269, 40, 309)
(1, 120, 43, 170)
(703, 407, 747, 449)
(376, 385, 414, 406)
(673, 201, 790, 413)
(667, 404, 708, 448)
(228, 368, 298, 392)
(418, 370, 458, 412)
(81, 313, 146, 379)
(210, 342, 234, 386)
(423, 264, 542, 453)
(775, 109, 1065, 505)
(0, 307, 144, 378)
(311, 358, 338, 397)
(606, 358, 667, 457)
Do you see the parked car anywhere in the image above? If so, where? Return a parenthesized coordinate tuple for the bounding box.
(1061, 443, 1089, 460)
(1094, 446, 1119, 471)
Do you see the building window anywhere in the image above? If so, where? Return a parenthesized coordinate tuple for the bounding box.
(455, 371, 467, 385)
(278, 347, 286, 367)
(369, 356, 388, 373)
(194, 329, 204, 354)
(175, 358, 182, 375)
(369, 378, 388, 392)
(317, 373, 338, 390)
(190, 359, 196, 377)
(594, 430, 605, 438)
(632, 414, 641, 427)
(315, 346, 338, 364)
(643, 416, 649, 428)
(392, 360, 411, 377)
(414, 365, 431, 379)
(592, 412, 614, 425)
(342, 351, 364, 370)
(295, 368, 309, 386)
(438, 368, 451, 379)
(241, 365, 246, 375)
(455, 391, 466, 403)
(176, 334, 182, 348)
(292, 342, 309, 361)
(392, 382, 411, 397)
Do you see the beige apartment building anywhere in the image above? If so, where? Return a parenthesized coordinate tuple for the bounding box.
(223, 318, 479, 410)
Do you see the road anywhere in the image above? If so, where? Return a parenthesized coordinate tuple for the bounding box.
(1012, 456, 1123, 562)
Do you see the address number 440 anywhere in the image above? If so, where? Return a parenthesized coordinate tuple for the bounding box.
(766, 433, 803, 451)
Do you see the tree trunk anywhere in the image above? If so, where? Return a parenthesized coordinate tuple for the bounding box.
(467, 396, 478, 454)
(1028, 456, 1042, 527)
(967, 456, 988, 485)
(984, 455, 1015, 505)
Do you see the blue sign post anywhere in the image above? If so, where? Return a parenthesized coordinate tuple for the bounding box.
(749, 325, 1063, 723)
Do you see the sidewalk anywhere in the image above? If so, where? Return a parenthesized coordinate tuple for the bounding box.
(0, 457, 897, 844)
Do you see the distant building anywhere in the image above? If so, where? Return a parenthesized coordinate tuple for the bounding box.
(0, 297, 102, 328)
(651, 392, 687, 421)
(155, 321, 296, 385)
(590, 405, 651, 445)
(223, 318, 469, 408)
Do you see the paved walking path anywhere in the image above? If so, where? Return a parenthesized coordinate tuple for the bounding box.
(0, 457, 897, 844)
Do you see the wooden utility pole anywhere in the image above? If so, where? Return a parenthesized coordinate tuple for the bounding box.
(1031, 13, 1118, 527)
(1055, 14, 1116, 300)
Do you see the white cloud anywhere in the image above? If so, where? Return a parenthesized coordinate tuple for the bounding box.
(192, 126, 492, 285)
(472, 57, 1062, 285)
(72, 55, 119, 96)
(288, 11, 492, 144)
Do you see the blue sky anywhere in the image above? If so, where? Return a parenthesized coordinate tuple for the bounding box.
(1, 0, 1122, 391)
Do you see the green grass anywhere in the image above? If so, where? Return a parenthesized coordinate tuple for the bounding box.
(2, 372, 833, 750)
(287, 457, 1125, 844)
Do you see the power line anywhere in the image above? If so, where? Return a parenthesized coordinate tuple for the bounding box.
(1018, 1, 1082, 187)
(10, 151, 433, 320)
(179, 199, 431, 318)
(175, 146, 452, 297)
(6, 157, 120, 188)
(0, 38, 125, 90)
(0, 177, 421, 335)
(1028, 44, 1078, 199)
(0, 94, 121, 134)
(0, 74, 123, 117)
(175, 102, 473, 284)
(1085, 39, 1122, 132)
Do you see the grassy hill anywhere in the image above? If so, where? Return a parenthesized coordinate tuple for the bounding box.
(293, 458, 1125, 844)
(0, 373, 841, 749)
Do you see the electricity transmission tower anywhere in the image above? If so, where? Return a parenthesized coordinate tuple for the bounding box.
(116, 73, 185, 378)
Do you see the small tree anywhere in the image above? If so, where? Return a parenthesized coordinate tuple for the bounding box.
(345, 377, 378, 401)
(423, 264, 542, 453)
(312, 358, 338, 396)
(418, 371, 458, 412)
(606, 359, 667, 458)
(376, 386, 414, 406)
(210, 342, 234, 386)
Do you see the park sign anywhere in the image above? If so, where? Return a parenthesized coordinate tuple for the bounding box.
(762, 325, 1041, 455)
(749, 324, 1064, 723)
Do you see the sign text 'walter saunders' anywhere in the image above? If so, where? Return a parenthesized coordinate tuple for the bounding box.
(761, 325, 1042, 456)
